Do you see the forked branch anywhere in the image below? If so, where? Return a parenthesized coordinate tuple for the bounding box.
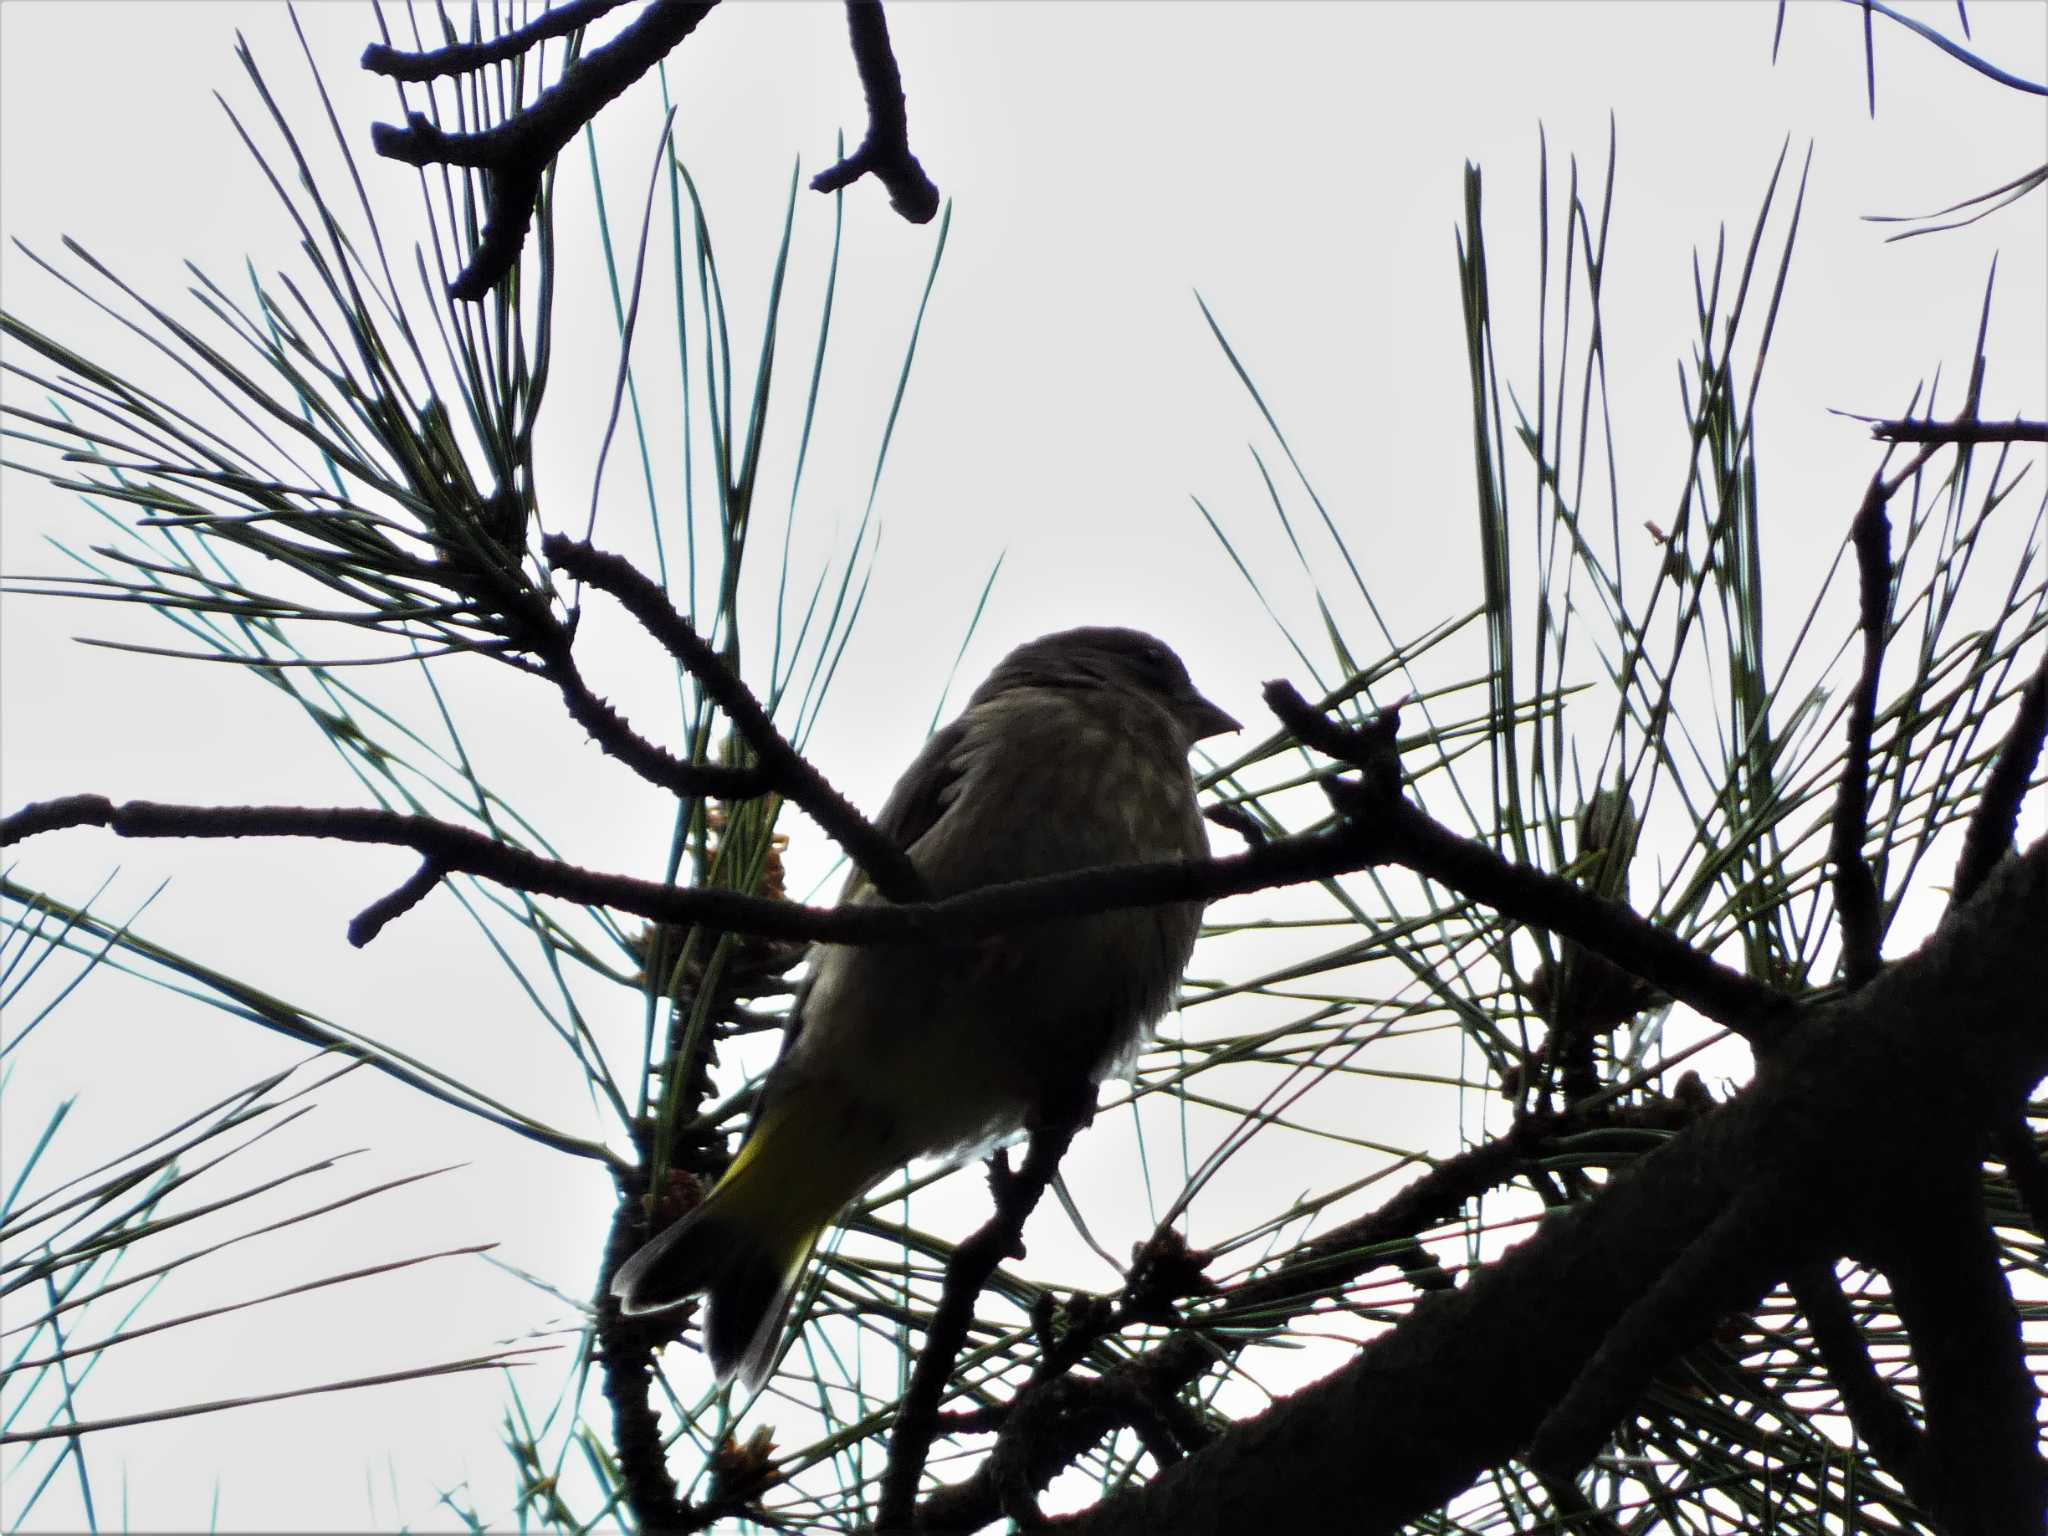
(365, 0, 938, 299)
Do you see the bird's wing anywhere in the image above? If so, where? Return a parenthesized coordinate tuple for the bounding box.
(752, 714, 977, 1114)
(839, 714, 975, 901)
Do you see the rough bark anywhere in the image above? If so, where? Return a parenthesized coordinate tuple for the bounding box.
(1059, 839, 2048, 1536)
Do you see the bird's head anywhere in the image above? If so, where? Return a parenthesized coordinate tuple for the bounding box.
(973, 626, 1241, 744)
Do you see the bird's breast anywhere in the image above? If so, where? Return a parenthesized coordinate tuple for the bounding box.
(771, 686, 1209, 1164)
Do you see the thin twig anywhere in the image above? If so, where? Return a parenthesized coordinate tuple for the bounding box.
(1953, 648, 2048, 901)
(1375, 802, 1789, 1044)
(1787, 1265, 1926, 1490)
(1994, 1120, 2048, 1240)
(367, 0, 940, 299)
(595, 1182, 696, 1533)
(1831, 474, 1892, 986)
(1534, 1471, 1629, 1536)
(361, 0, 635, 80)
(879, 1114, 1083, 1529)
(367, 1, 722, 300)
(1261, 683, 1402, 776)
(1202, 803, 1267, 847)
(1871, 416, 2048, 444)
(1, 784, 1791, 1044)
(542, 630, 769, 802)
(348, 857, 447, 946)
(543, 534, 925, 900)
(1832, 0, 2048, 100)
(809, 1, 941, 222)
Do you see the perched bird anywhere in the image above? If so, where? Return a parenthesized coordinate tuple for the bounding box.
(610, 626, 1239, 1389)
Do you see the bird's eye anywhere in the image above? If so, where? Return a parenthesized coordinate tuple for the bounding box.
(1134, 641, 1187, 690)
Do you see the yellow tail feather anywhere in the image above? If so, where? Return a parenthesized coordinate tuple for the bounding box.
(611, 1097, 860, 1391)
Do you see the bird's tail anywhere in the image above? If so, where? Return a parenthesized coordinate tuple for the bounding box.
(610, 1098, 848, 1392)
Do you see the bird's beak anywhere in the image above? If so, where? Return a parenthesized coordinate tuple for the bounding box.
(1184, 692, 1242, 740)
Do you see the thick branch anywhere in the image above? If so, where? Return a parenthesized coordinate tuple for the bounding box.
(916, 1123, 1547, 1530)
(1879, 1171, 2045, 1534)
(1056, 840, 2048, 1536)
(1527, 1184, 1787, 1478)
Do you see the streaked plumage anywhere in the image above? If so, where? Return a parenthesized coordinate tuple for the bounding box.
(610, 627, 1237, 1389)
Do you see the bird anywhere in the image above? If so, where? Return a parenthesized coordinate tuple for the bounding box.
(609, 626, 1239, 1390)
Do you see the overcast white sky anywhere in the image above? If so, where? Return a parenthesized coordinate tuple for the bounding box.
(2, 2, 2044, 1529)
